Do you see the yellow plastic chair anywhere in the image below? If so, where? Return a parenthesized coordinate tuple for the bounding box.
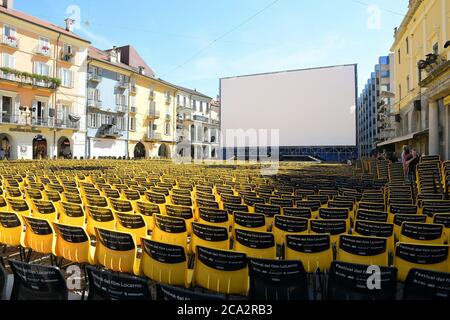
(151, 214, 188, 252)
(140, 238, 192, 288)
(85, 206, 116, 237)
(114, 211, 148, 243)
(233, 228, 276, 259)
(93, 227, 139, 275)
(232, 212, 266, 235)
(394, 242, 450, 282)
(309, 219, 347, 244)
(353, 220, 395, 253)
(192, 246, 249, 295)
(336, 234, 389, 266)
(31, 200, 58, 222)
(272, 215, 309, 246)
(6, 198, 31, 217)
(166, 205, 194, 234)
(22, 216, 55, 255)
(135, 201, 160, 231)
(190, 222, 230, 254)
(285, 234, 333, 273)
(0, 211, 24, 247)
(197, 207, 230, 229)
(399, 222, 445, 245)
(52, 222, 94, 264)
(58, 202, 85, 227)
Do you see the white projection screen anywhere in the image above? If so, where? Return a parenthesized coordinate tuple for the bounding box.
(220, 64, 357, 147)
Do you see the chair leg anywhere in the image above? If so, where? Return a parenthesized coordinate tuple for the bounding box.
(25, 249, 33, 263)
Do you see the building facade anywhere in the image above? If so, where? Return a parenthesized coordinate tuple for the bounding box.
(86, 45, 179, 159)
(357, 55, 395, 157)
(175, 87, 219, 160)
(0, 1, 89, 160)
(379, 0, 450, 159)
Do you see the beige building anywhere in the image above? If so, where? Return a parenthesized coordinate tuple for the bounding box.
(379, 0, 450, 159)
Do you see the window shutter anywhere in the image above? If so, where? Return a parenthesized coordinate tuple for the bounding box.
(14, 95, 20, 116)
(56, 103, 62, 120)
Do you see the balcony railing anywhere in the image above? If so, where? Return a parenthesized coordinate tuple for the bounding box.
(116, 80, 129, 90)
(116, 104, 127, 113)
(193, 115, 209, 123)
(1, 35, 19, 48)
(88, 73, 102, 82)
(60, 51, 75, 64)
(97, 124, 123, 139)
(130, 106, 137, 113)
(0, 71, 58, 89)
(144, 132, 162, 142)
(35, 45, 52, 57)
(87, 99, 102, 109)
(0, 114, 79, 129)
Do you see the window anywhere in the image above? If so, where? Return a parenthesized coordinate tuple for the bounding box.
(129, 117, 136, 131)
(38, 37, 50, 53)
(60, 68, 73, 87)
(406, 75, 410, 91)
(115, 94, 126, 106)
(60, 104, 70, 121)
(177, 95, 180, 105)
(116, 116, 124, 130)
(149, 86, 154, 98)
(398, 84, 402, 100)
(165, 121, 171, 135)
(3, 25, 16, 38)
(398, 49, 401, 64)
(183, 96, 186, 107)
(89, 113, 97, 128)
(34, 62, 51, 76)
(406, 37, 409, 54)
(200, 101, 204, 113)
(1, 53, 15, 68)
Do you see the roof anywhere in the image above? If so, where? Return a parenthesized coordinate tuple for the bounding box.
(88, 46, 138, 74)
(115, 45, 155, 78)
(0, 6, 90, 43)
(172, 84, 212, 99)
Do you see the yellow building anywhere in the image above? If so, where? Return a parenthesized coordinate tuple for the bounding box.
(380, 0, 450, 159)
(129, 73, 177, 159)
(0, 1, 90, 160)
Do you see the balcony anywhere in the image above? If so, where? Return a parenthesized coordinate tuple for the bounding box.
(96, 124, 123, 139)
(129, 106, 137, 113)
(144, 132, 162, 142)
(116, 104, 127, 114)
(35, 45, 52, 58)
(1, 35, 19, 49)
(87, 99, 102, 109)
(147, 105, 160, 119)
(88, 73, 102, 83)
(116, 80, 129, 90)
(0, 70, 58, 90)
(0, 114, 79, 130)
(60, 51, 75, 64)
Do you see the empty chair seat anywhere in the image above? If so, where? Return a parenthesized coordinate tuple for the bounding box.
(192, 246, 249, 295)
(140, 238, 191, 288)
(109, 198, 134, 213)
(336, 234, 389, 266)
(285, 234, 333, 273)
(197, 208, 229, 229)
(353, 220, 395, 253)
(272, 215, 308, 246)
(309, 219, 347, 243)
(166, 205, 194, 234)
(22, 216, 55, 255)
(151, 214, 188, 251)
(232, 212, 266, 234)
(58, 202, 85, 227)
(354, 209, 388, 223)
(190, 222, 230, 254)
(282, 207, 312, 219)
(327, 261, 397, 300)
(135, 201, 160, 231)
(52, 223, 93, 264)
(85, 265, 151, 300)
(86, 206, 116, 237)
(114, 212, 148, 243)
(399, 222, 445, 245)
(0, 211, 23, 247)
(403, 268, 450, 300)
(31, 200, 58, 222)
(8, 260, 72, 300)
(394, 242, 450, 282)
(93, 227, 139, 275)
(233, 228, 276, 259)
(249, 258, 308, 300)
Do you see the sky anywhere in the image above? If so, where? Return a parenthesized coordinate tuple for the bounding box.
(15, 0, 409, 98)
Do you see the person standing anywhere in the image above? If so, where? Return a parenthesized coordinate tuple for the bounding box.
(406, 149, 420, 182)
(0, 148, 4, 160)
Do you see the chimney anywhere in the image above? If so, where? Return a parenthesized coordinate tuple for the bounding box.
(138, 66, 146, 75)
(2, 0, 13, 9)
(65, 18, 75, 32)
(109, 46, 122, 63)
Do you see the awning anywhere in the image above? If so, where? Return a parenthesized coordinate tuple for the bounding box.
(377, 129, 429, 147)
